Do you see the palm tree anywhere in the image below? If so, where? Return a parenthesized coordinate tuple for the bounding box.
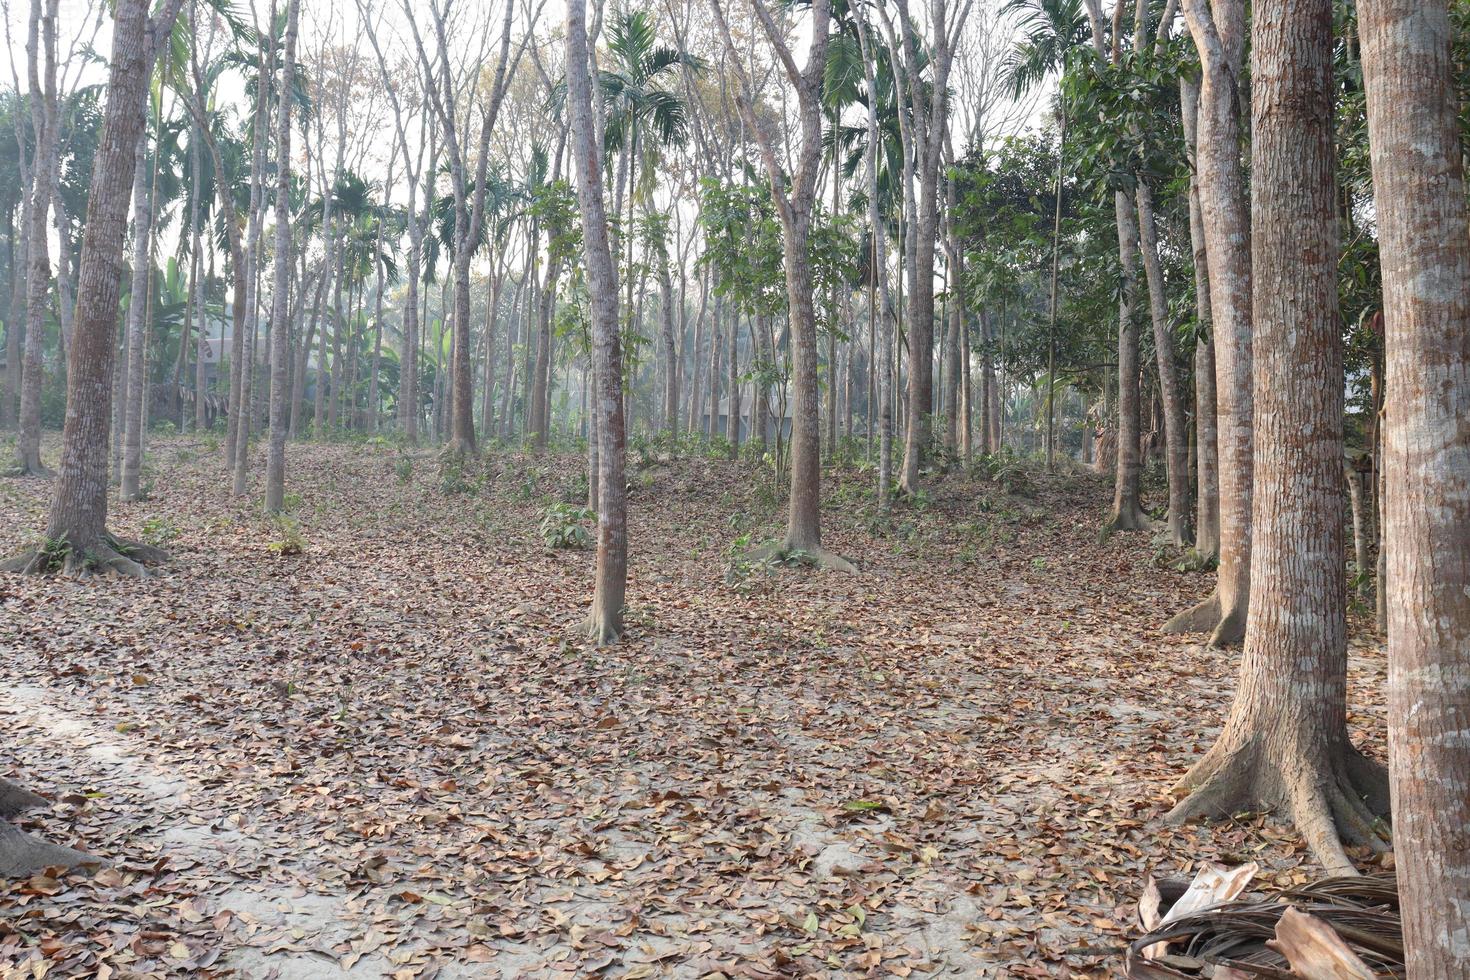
(597, 10, 702, 324)
(1001, 0, 1089, 470)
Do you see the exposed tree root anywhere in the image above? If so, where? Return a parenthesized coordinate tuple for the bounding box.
(584, 612, 623, 646)
(1161, 590, 1247, 647)
(1167, 738, 1390, 876)
(1, 534, 169, 578)
(440, 437, 478, 462)
(0, 777, 46, 819)
(0, 778, 101, 878)
(0, 819, 98, 878)
(1103, 506, 1153, 536)
(1208, 603, 1247, 648)
(750, 541, 859, 574)
(5, 455, 53, 479)
(1163, 591, 1221, 634)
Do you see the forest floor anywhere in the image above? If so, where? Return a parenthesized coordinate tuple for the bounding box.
(0, 434, 1388, 979)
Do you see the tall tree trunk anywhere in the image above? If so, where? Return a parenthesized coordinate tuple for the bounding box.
(1360, 0, 1470, 967)
(5, 197, 28, 433)
(1167, 0, 1388, 875)
(726, 311, 740, 453)
(859, 16, 893, 510)
(685, 266, 707, 437)
(1105, 190, 1148, 531)
(2, 0, 183, 577)
(447, 249, 477, 455)
(196, 244, 214, 431)
(1169, 0, 1253, 645)
(707, 290, 722, 440)
(264, 0, 298, 513)
(402, 222, 423, 443)
(1136, 183, 1192, 545)
(15, 0, 58, 476)
(120, 135, 153, 501)
(660, 269, 678, 434)
(567, 0, 626, 644)
(1043, 119, 1064, 470)
(1184, 75, 1220, 560)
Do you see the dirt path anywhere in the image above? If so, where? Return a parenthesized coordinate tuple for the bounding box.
(0, 438, 1389, 977)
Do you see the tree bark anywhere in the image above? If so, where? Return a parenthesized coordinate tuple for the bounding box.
(14, 0, 59, 477)
(120, 134, 152, 501)
(1359, 0, 1470, 968)
(1105, 190, 1148, 531)
(1167, 0, 1387, 875)
(1183, 74, 1219, 560)
(1136, 183, 1192, 546)
(660, 269, 678, 434)
(264, 0, 299, 513)
(2, 0, 184, 576)
(1167, 0, 1253, 645)
(567, 0, 627, 644)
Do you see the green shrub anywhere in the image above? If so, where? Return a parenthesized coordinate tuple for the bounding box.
(540, 502, 594, 549)
(266, 516, 306, 557)
(140, 516, 179, 548)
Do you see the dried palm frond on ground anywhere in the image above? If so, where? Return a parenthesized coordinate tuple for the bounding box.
(1126, 867, 1403, 978)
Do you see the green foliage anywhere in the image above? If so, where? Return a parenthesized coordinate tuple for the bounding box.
(439, 459, 478, 496)
(266, 516, 306, 557)
(540, 502, 594, 549)
(141, 516, 179, 548)
(394, 456, 415, 484)
(976, 450, 1034, 497)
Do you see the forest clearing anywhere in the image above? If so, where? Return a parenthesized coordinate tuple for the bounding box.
(1, 436, 1387, 977)
(1, 0, 1467, 974)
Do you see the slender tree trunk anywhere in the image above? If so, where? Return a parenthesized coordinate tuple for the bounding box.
(707, 290, 722, 441)
(567, 0, 626, 644)
(1184, 75, 1219, 559)
(15, 0, 58, 476)
(1170, 0, 1253, 645)
(726, 311, 740, 453)
(686, 266, 707, 437)
(194, 218, 211, 432)
(660, 269, 678, 434)
(120, 135, 153, 501)
(1360, 0, 1470, 967)
(1043, 118, 1064, 470)
(402, 223, 423, 443)
(1137, 183, 1192, 545)
(5, 193, 29, 434)
(1106, 191, 1148, 530)
(264, 0, 298, 513)
(1167, 0, 1387, 875)
(859, 18, 893, 510)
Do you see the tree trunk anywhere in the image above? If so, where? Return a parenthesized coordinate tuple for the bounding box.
(1170, 0, 1253, 646)
(3, 0, 182, 576)
(4, 197, 28, 433)
(264, 0, 298, 513)
(120, 135, 153, 501)
(1105, 190, 1148, 531)
(726, 311, 740, 453)
(1136, 183, 1192, 546)
(398, 228, 420, 443)
(660, 269, 678, 435)
(567, 0, 626, 644)
(1167, 0, 1387, 875)
(1184, 73, 1219, 560)
(15, 0, 58, 477)
(1359, 0, 1470, 967)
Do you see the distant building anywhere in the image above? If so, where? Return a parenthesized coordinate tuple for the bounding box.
(700, 392, 795, 443)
